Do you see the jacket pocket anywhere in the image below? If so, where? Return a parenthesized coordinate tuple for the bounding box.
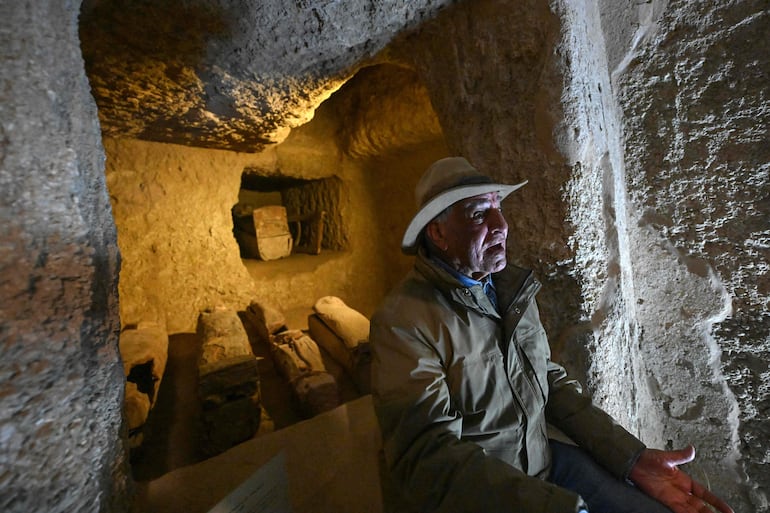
(446, 349, 510, 416)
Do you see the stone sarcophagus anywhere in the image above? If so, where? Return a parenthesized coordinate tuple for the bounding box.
(308, 296, 371, 394)
(119, 322, 169, 448)
(269, 329, 340, 417)
(196, 307, 261, 456)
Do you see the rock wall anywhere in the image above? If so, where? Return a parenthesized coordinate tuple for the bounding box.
(617, 0, 770, 509)
(104, 138, 258, 332)
(358, 141, 452, 288)
(391, 0, 585, 337)
(79, 0, 458, 152)
(0, 2, 128, 512)
(550, 0, 650, 441)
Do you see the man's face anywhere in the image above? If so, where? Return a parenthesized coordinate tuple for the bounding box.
(427, 192, 508, 280)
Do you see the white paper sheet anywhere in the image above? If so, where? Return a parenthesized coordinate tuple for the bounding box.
(207, 452, 291, 513)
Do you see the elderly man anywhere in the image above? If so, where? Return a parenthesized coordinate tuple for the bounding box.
(370, 157, 733, 513)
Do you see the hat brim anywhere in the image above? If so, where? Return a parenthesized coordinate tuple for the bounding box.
(401, 180, 527, 254)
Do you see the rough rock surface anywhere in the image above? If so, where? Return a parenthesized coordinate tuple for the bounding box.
(0, 2, 128, 512)
(103, 137, 258, 332)
(618, 1, 770, 507)
(79, 0, 456, 152)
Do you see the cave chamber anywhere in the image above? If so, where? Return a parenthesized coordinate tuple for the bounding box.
(1, 1, 767, 512)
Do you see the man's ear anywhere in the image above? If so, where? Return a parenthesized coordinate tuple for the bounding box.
(425, 220, 448, 251)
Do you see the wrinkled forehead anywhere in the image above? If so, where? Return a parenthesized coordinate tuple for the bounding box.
(453, 191, 502, 210)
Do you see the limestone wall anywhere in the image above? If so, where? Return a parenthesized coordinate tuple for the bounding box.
(550, 0, 649, 442)
(617, 1, 770, 508)
(0, 2, 128, 512)
(79, 0, 457, 153)
(393, 0, 585, 335)
(104, 138, 259, 332)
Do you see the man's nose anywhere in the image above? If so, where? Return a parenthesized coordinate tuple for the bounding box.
(488, 208, 508, 233)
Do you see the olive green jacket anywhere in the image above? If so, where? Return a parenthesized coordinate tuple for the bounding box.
(370, 250, 645, 513)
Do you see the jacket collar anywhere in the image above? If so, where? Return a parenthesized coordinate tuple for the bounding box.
(493, 264, 540, 314)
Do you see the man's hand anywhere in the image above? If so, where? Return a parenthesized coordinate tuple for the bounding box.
(629, 446, 734, 513)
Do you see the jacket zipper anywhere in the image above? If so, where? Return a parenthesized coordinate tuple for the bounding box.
(501, 273, 542, 426)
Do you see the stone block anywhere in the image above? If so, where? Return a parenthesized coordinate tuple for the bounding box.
(253, 205, 293, 260)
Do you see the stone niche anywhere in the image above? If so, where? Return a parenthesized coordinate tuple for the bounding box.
(232, 173, 346, 261)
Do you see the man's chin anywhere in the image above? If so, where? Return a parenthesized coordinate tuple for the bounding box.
(490, 258, 507, 274)
(483, 254, 507, 275)
(485, 246, 507, 272)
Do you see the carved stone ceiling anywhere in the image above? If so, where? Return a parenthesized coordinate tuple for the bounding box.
(79, 0, 454, 154)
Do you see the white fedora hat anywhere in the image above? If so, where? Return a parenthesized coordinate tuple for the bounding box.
(401, 157, 527, 254)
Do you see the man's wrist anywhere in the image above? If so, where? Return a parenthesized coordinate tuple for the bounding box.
(624, 447, 647, 484)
